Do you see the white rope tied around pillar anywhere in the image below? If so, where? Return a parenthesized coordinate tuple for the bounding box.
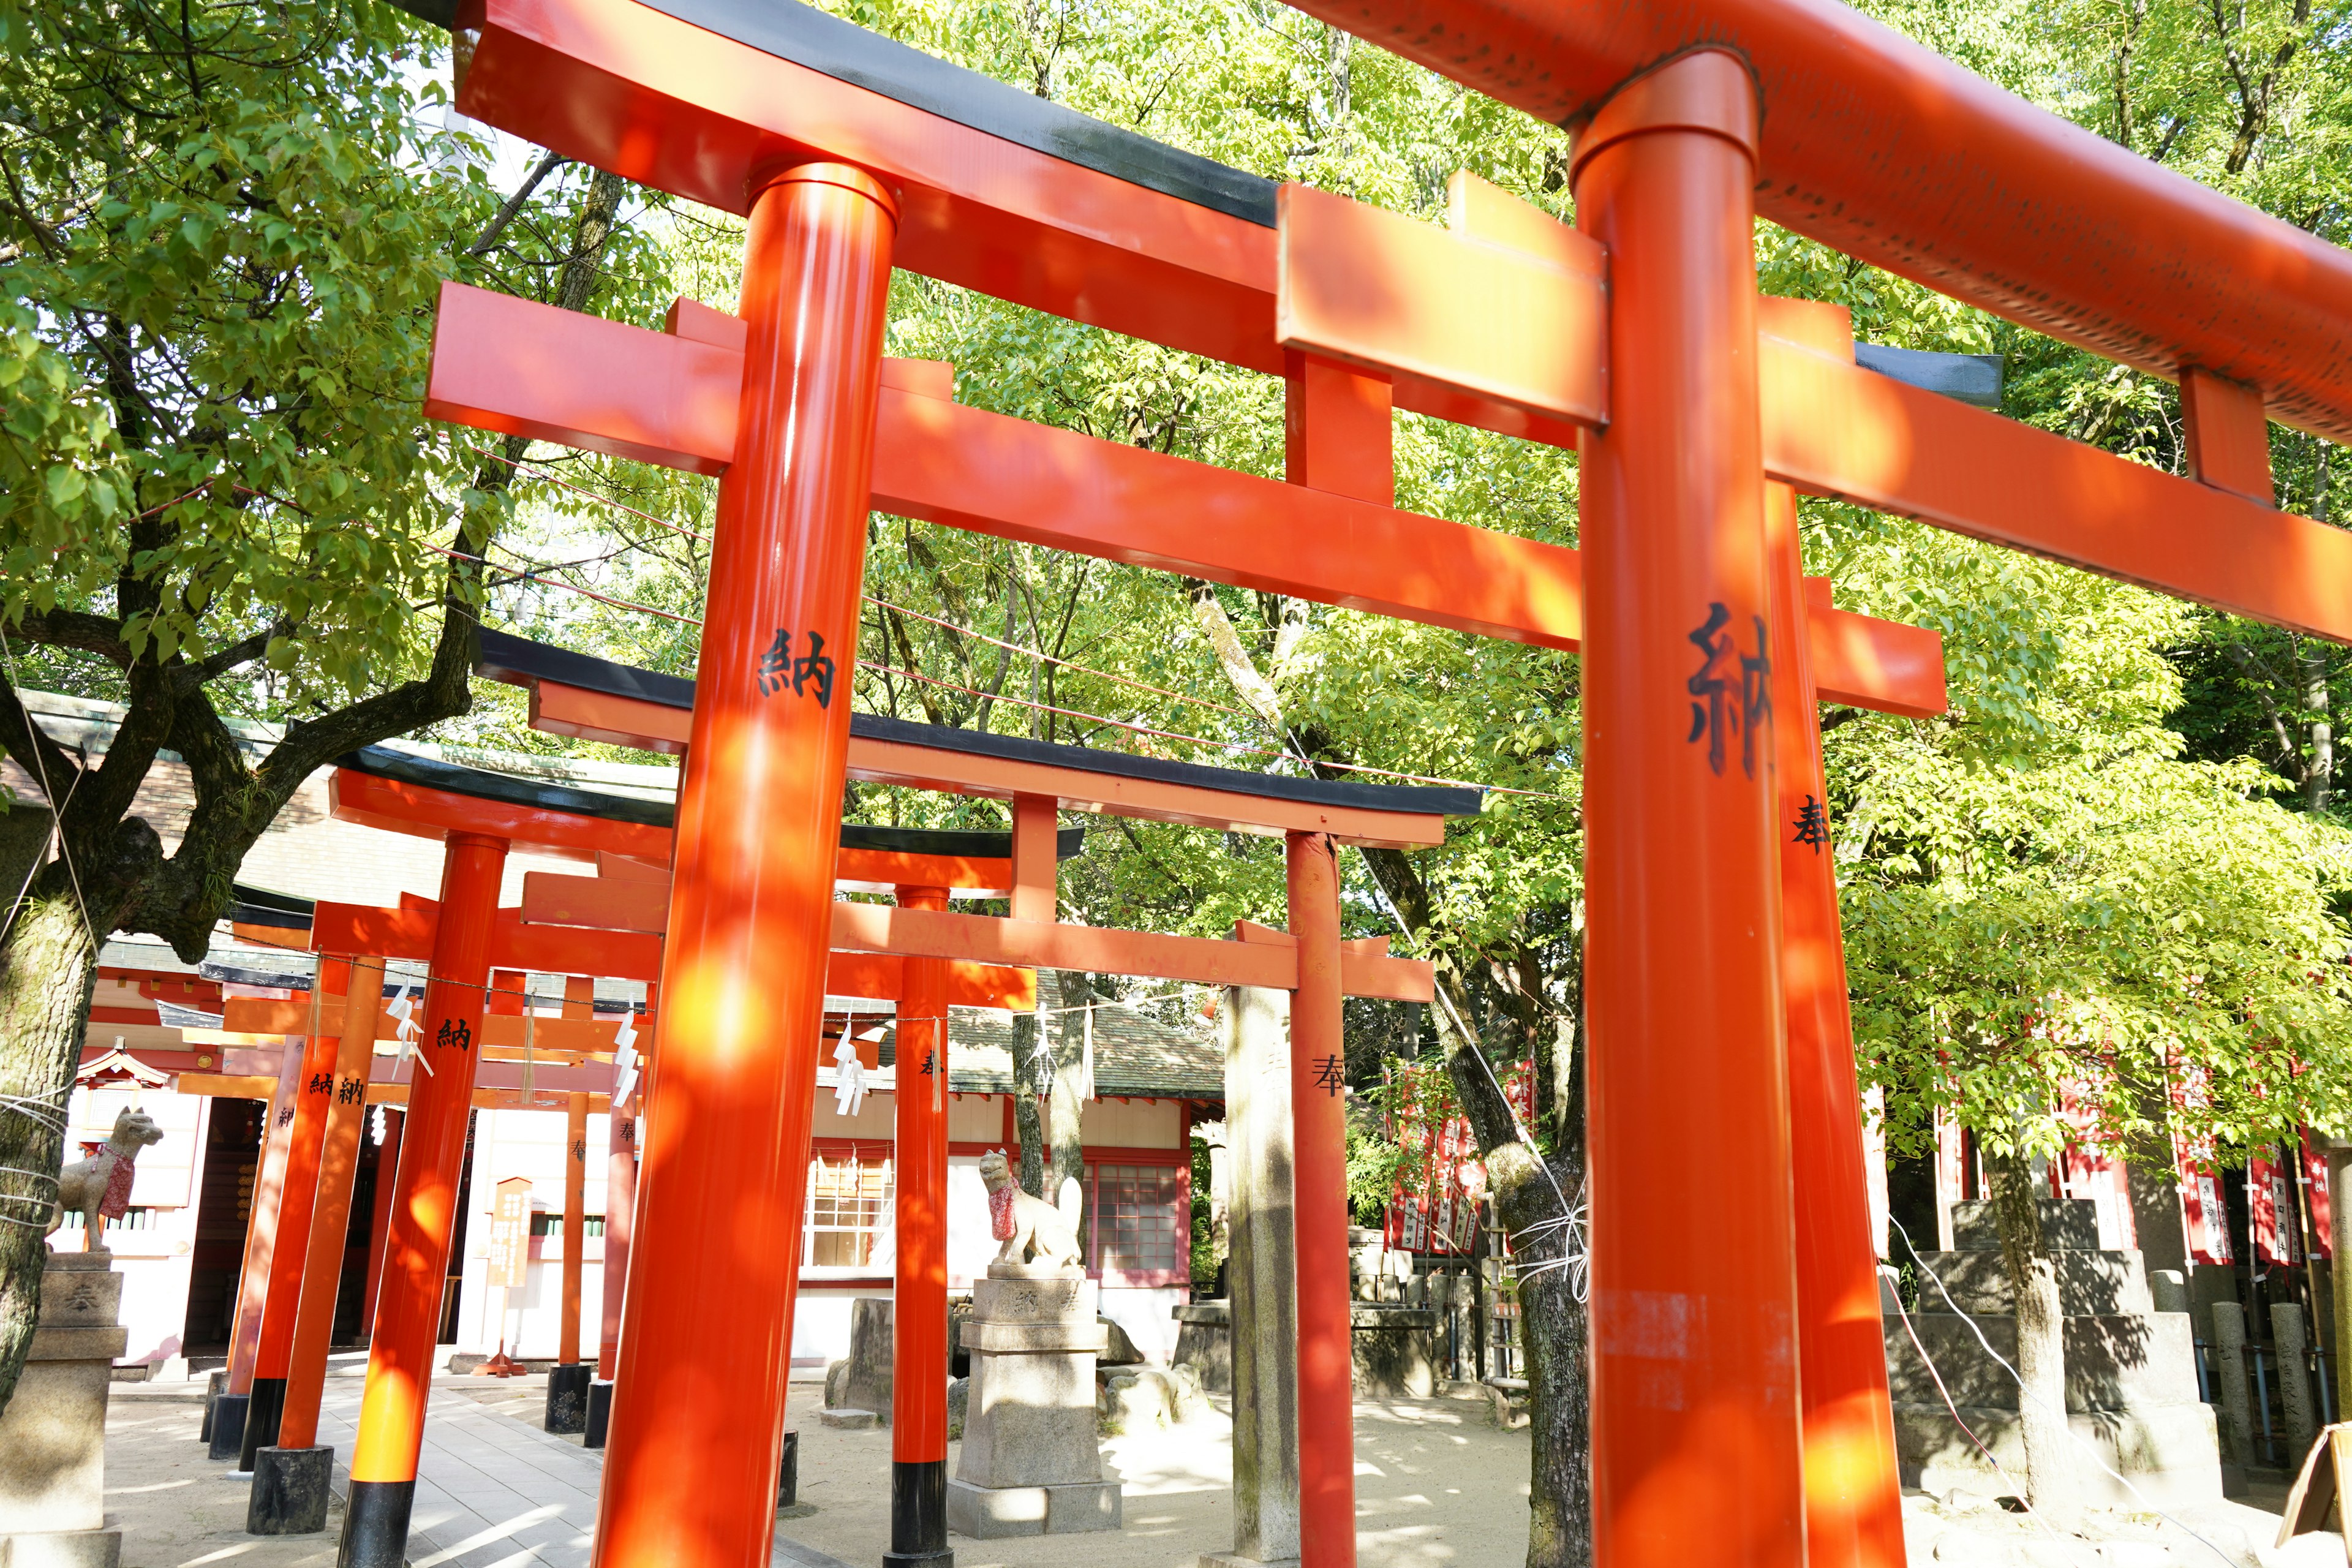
(0, 1088, 70, 1227)
(1890, 1215, 2235, 1566)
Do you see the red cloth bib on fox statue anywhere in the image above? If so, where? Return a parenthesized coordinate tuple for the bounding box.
(988, 1183, 1018, 1242)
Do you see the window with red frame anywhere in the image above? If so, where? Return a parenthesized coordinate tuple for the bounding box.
(1085, 1163, 1183, 1285)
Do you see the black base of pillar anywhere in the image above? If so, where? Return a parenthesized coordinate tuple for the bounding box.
(238, 1376, 286, 1472)
(200, 1370, 227, 1443)
(338, 1478, 416, 1568)
(208, 1392, 251, 1463)
(583, 1379, 613, 1449)
(247, 1445, 333, 1535)
(884, 1458, 951, 1566)
(778, 1430, 799, 1507)
(545, 1363, 592, 1433)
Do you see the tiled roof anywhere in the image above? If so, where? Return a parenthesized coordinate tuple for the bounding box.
(882, 1005, 1221, 1102)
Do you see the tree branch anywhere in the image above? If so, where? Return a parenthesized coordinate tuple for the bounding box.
(9, 610, 132, 669)
(465, 150, 567, 258)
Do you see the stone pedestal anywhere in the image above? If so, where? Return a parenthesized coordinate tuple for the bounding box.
(1884, 1197, 2225, 1506)
(947, 1265, 1119, 1539)
(0, 1250, 127, 1568)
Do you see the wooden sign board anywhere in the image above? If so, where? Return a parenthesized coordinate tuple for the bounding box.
(487, 1176, 534, 1290)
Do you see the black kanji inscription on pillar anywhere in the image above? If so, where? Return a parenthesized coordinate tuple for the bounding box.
(1792, 794, 1831, 852)
(756, 628, 794, 696)
(1686, 601, 1773, 778)
(436, 1017, 472, 1052)
(793, 633, 836, 707)
(1313, 1055, 1346, 1097)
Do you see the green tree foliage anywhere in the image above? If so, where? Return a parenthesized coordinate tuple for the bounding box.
(0, 0, 669, 1419)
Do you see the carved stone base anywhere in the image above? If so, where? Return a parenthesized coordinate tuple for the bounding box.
(0, 1522, 123, 1568)
(944, 1478, 1121, 1538)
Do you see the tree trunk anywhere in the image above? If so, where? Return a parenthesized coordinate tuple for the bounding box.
(1011, 1011, 1047, 1200)
(1490, 1001, 1589, 1567)
(0, 884, 104, 1420)
(1046, 970, 1089, 1248)
(2303, 650, 2333, 814)
(1983, 1144, 2080, 1526)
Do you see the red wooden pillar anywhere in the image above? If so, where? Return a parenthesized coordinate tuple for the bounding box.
(212, 1025, 306, 1461)
(1765, 482, 1907, 1568)
(891, 884, 952, 1566)
(1286, 831, 1354, 1568)
(339, 831, 509, 1568)
(586, 1021, 641, 1449)
(547, 974, 597, 1431)
(257, 957, 387, 1531)
(1571, 52, 1805, 1568)
(360, 1109, 402, 1338)
(590, 160, 897, 1568)
(241, 958, 353, 1472)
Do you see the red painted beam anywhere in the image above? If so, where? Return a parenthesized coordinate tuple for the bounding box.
(1280, 0, 2352, 443)
(425, 282, 1944, 717)
(330, 766, 672, 862)
(1762, 336, 2352, 644)
(829, 900, 1434, 1000)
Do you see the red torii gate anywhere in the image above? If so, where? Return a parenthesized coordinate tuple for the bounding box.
(294, 711, 1459, 1564)
(216, 744, 1046, 1530)
(409, 18, 1951, 1568)
(372, 3, 2352, 1568)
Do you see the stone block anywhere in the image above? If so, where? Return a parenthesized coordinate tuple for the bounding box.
(947, 1478, 1046, 1538)
(1, 1256, 124, 1544)
(1349, 1306, 1436, 1398)
(1172, 1302, 1232, 1394)
(1910, 1250, 2152, 1317)
(842, 1297, 893, 1426)
(944, 1479, 1121, 1539)
(1949, 1199, 2101, 1251)
(1098, 1316, 1144, 1366)
(0, 1523, 123, 1568)
(959, 1351, 1102, 1487)
(971, 1275, 1090, 1324)
(1890, 1400, 2223, 1509)
(1099, 1368, 1177, 1434)
(962, 1321, 1107, 1355)
(946, 1378, 967, 1442)
(1046, 1480, 1122, 1533)
(2148, 1269, 2190, 1314)
(1882, 1312, 2201, 1412)
(823, 1359, 851, 1411)
(818, 1408, 877, 1431)
(198, 1370, 225, 1445)
(544, 1363, 591, 1434)
(247, 1446, 331, 1535)
(35, 1266, 121, 1329)
(1199, 1556, 1301, 1568)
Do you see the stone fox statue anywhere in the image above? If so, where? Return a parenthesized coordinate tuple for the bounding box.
(978, 1148, 1082, 1271)
(48, 1106, 164, 1250)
